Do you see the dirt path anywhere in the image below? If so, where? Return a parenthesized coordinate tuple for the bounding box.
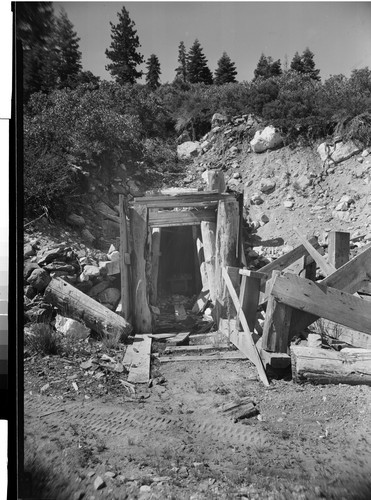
(22, 348, 371, 500)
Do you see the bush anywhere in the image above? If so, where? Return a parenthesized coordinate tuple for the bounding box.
(25, 323, 62, 355)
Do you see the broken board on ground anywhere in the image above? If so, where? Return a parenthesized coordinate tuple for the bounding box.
(166, 331, 191, 345)
(123, 334, 152, 383)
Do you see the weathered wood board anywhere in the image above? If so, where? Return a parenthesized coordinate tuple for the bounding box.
(159, 351, 249, 363)
(123, 334, 152, 384)
(167, 331, 191, 345)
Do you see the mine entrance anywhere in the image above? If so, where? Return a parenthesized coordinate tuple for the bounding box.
(157, 226, 201, 299)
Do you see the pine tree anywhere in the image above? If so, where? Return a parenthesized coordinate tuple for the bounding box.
(48, 8, 82, 89)
(174, 41, 188, 82)
(105, 6, 144, 85)
(187, 39, 213, 85)
(214, 52, 237, 85)
(253, 54, 281, 80)
(301, 48, 321, 81)
(15, 1, 55, 100)
(290, 48, 320, 81)
(146, 54, 161, 90)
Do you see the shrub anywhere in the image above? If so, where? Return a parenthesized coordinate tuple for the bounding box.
(25, 323, 62, 355)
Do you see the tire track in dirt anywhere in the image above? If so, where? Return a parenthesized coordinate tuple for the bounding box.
(24, 395, 270, 449)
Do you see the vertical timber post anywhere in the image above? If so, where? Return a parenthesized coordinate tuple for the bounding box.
(328, 231, 350, 269)
(150, 227, 161, 305)
(192, 226, 206, 292)
(237, 270, 266, 332)
(200, 221, 217, 302)
(261, 270, 292, 353)
(119, 195, 130, 321)
(130, 203, 152, 333)
(214, 198, 240, 319)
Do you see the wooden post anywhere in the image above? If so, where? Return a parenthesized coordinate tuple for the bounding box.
(238, 270, 266, 332)
(130, 204, 152, 333)
(200, 221, 217, 302)
(215, 199, 240, 308)
(44, 278, 132, 341)
(192, 226, 206, 292)
(328, 231, 350, 269)
(150, 227, 161, 305)
(261, 271, 292, 353)
(119, 195, 130, 321)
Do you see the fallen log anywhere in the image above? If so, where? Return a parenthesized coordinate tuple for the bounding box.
(44, 278, 132, 341)
(291, 345, 371, 386)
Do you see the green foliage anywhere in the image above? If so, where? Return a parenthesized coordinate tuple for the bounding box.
(187, 39, 213, 85)
(214, 52, 238, 85)
(290, 48, 320, 81)
(253, 54, 282, 81)
(174, 41, 188, 83)
(25, 323, 62, 355)
(105, 6, 144, 84)
(145, 54, 162, 90)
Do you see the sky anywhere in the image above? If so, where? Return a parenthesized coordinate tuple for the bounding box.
(53, 1, 371, 84)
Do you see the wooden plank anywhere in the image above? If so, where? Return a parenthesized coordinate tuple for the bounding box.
(258, 236, 320, 283)
(146, 187, 203, 196)
(328, 231, 350, 269)
(164, 343, 231, 353)
(147, 333, 177, 340)
(293, 226, 335, 276)
(123, 334, 152, 384)
(99, 260, 120, 276)
(159, 351, 249, 363)
(291, 345, 371, 385)
(134, 192, 236, 209)
(290, 246, 371, 335)
(167, 331, 191, 345)
(317, 319, 371, 349)
(119, 195, 130, 320)
(192, 226, 206, 292)
(191, 290, 210, 313)
(130, 204, 152, 333)
(201, 221, 217, 302)
(222, 267, 269, 386)
(262, 271, 292, 353)
(272, 273, 371, 335)
(239, 269, 267, 279)
(148, 208, 216, 227)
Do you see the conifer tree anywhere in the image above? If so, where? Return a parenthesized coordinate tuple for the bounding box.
(253, 53, 281, 80)
(214, 52, 237, 85)
(187, 39, 213, 85)
(290, 48, 320, 81)
(174, 41, 188, 82)
(105, 6, 144, 84)
(48, 8, 82, 89)
(145, 54, 161, 90)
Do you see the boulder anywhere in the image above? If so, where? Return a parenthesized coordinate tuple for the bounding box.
(108, 251, 120, 262)
(284, 200, 294, 208)
(96, 287, 121, 308)
(24, 244, 36, 258)
(55, 315, 90, 340)
(259, 178, 276, 194)
(24, 262, 41, 281)
(211, 113, 228, 128)
(27, 268, 51, 292)
(127, 180, 142, 196)
(250, 126, 283, 153)
(88, 280, 111, 298)
(79, 265, 101, 281)
(295, 175, 311, 191)
(81, 228, 95, 244)
(177, 130, 191, 144)
(317, 141, 361, 164)
(67, 213, 85, 227)
(37, 246, 68, 265)
(250, 193, 264, 205)
(177, 141, 200, 160)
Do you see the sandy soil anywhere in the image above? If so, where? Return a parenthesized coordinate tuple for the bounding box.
(22, 331, 371, 500)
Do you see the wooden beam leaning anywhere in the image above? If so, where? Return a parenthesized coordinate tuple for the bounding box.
(271, 272, 371, 335)
(134, 192, 236, 209)
(222, 267, 269, 386)
(148, 208, 216, 227)
(119, 195, 131, 321)
(293, 226, 335, 276)
(129, 204, 152, 333)
(290, 245, 371, 335)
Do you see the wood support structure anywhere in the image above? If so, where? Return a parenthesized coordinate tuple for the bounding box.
(150, 227, 161, 305)
(293, 226, 336, 277)
(130, 204, 152, 333)
(192, 226, 207, 292)
(200, 221, 217, 301)
(119, 195, 131, 321)
(237, 269, 266, 332)
(44, 278, 132, 340)
(328, 231, 350, 269)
